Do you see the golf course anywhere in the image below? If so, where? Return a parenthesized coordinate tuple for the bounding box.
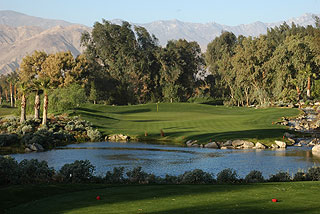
(70, 103, 300, 145)
(2, 182, 320, 214)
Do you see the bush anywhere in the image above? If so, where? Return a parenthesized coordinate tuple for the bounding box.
(179, 169, 214, 184)
(126, 167, 149, 184)
(105, 167, 125, 184)
(216, 168, 239, 183)
(0, 156, 19, 185)
(269, 171, 291, 182)
(87, 128, 102, 142)
(18, 159, 55, 184)
(293, 171, 308, 181)
(59, 160, 95, 183)
(0, 133, 19, 147)
(244, 170, 265, 183)
(306, 166, 320, 181)
(49, 83, 87, 112)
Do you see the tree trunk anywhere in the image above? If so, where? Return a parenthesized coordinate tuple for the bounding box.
(34, 91, 40, 119)
(296, 86, 301, 101)
(20, 93, 26, 123)
(5, 89, 8, 102)
(307, 76, 311, 98)
(10, 82, 13, 107)
(14, 84, 17, 107)
(42, 93, 48, 125)
(93, 100, 96, 105)
(0, 88, 2, 105)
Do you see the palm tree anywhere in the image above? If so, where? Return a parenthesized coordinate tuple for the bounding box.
(18, 82, 28, 123)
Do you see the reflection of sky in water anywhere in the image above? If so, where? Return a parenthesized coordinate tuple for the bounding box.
(10, 142, 320, 177)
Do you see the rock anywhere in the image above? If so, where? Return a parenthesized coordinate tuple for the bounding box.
(312, 145, 320, 153)
(200, 144, 204, 148)
(108, 134, 130, 141)
(25, 147, 32, 152)
(186, 140, 197, 147)
(34, 143, 44, 151)
(220, 146, 227, 150)
(293, 142, 302, 147)
(275, 140, 287, 148)
(241, 141, 254, 148)
(284, 132, 295, 138)
(204, 142, 219, 149)
(271, 144, 279, 149)
(287, 138, 295, 144)
(254, 142, 266, 149)
(232, 140, 246, 147)
(222, 140, 233, 147)
(191, 144, 199, 147)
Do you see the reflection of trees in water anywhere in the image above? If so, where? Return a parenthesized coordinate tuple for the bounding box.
(272, 148, 320, 164)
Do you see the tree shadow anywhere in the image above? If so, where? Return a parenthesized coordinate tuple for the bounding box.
(9, 183, 320, 214)
(79, 112, 119, 121)
(114, 108, 151, 114)
(75, 107, 103, 113)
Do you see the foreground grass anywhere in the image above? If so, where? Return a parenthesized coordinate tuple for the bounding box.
(70, 103, 300, 144)
(3, 182, 320, 214)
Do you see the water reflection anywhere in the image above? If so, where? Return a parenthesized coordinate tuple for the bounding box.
(9, 142, 320, 177)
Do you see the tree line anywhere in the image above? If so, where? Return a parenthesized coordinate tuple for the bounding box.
(1, 19, 320, 123)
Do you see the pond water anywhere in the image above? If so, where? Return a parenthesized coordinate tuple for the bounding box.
(10, 142, 320, 178)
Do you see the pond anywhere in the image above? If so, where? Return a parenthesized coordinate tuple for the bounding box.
(10, 141, 320, 178)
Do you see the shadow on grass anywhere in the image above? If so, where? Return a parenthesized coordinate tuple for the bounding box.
(75, 107, 103, 113)
(7, 183, 320, 214)
(79, 112, 119, 121)
(114, 108, 151, 114)
(6, 185, 261, 214)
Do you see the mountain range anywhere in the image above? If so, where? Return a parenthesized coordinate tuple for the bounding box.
(0, 10, 318, 74)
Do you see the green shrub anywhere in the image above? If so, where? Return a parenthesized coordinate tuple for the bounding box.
(18, 159, 55, 184)
(244, 170, 265, 183)
(306, 166, 320, 181)
(105, 167, 125, 184)
(87, 128, 102, 142)
(179, 169, 214, 184)
(0, 156, 19, 185)
(126, 167, 149, 184)
(58, 160, 95, 183)
(269, 171, 291, 182)
(0, 133, 19, 147)
(216, 168, 239, 183)
(293, 171, 308, 181)
(49, 83, 87, 113)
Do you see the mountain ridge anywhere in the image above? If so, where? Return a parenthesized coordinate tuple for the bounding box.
(0, 10, 319, 74)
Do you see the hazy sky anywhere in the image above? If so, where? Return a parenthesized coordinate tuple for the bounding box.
(1, 0, 320, 26)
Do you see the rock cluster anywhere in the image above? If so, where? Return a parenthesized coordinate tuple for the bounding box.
(185, 139, 269, 150)
(25, 143, 44, 152)
(106, 134, 130, 142)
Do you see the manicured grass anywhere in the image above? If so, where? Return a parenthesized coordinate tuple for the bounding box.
(4, 182, 320, 214)
(0, 106, 17, 117)
(70, 103, 300, 144)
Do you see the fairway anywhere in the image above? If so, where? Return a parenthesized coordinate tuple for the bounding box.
(71, 103, 300, 144)
(4, 182, 320, 214)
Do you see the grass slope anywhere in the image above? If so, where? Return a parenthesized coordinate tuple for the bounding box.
(0, 106, 17, 117)
(4, 182, 320, 214)
(71, 103, 300, 144)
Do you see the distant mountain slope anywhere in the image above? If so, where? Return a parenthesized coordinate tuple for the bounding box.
(0, 10, 72, 29)
(135, 13, 318, 50)
(0, 10, 318, 74)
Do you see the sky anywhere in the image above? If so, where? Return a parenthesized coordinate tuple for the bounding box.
(1, 0, 320, 26)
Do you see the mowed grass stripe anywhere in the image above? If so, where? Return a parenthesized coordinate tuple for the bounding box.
(70, 103, 300, 144)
